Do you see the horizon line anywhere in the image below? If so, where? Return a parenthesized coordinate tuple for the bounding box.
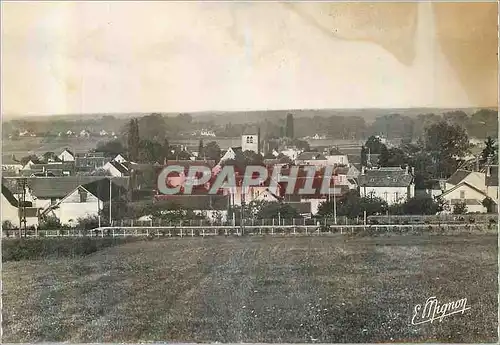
(3, 106, 498, 120)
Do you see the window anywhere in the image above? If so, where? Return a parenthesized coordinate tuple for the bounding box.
(383, 192, 388, 200)
(394, 192, 399, 201)
(50, 198, 57, 205)
(79, 190, 88, 203)
(460, 191, 465, 199)
(246, 136, 254, 144)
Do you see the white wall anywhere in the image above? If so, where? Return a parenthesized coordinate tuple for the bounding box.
(325, 155, 349, 166)
(2, 193, 19, 226)
(440, 183, 488, 213)
(53, 188, 103, 225)
(360, 185, 413, 205)
(103, 162, 124, 177)
(242, 135, 259, 153)
(1, 194, 38, 228)
(59, 151, 75, 162)
(487, 186, 498, 201)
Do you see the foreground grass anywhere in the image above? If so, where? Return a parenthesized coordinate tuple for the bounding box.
(2, 234, 497, 343)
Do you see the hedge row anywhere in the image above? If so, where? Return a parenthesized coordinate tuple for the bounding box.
(2, 237, 138, 262)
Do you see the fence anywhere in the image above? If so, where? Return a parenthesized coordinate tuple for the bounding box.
(2, 223, 495, 239)
(108, 214, 498, 228)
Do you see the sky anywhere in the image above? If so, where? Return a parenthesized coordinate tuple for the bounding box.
(1, 1, 498, 117)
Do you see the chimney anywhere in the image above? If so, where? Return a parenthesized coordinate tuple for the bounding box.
(405, 166, 409, 175)
(361, 166, 365, 175)
(487, 166, 491, 177)
(411, 167, 415, 175)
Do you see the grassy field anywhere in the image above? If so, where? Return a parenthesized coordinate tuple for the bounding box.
(2, 137, 100, 157)
(2, 234, 497, 343)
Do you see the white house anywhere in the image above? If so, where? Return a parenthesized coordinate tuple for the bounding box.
(2, 184, 39, 228)
(280, 147, 302, 161)
(438, 181, 488, 214)
(102, 161, 129, 177)
(79, 130, 90, 138)
(219, 147, 244, 164)
(58, 148, 75, 162)
(485, 165, 498, 204)
(358, 166, 415, 205)
(113, 154, 128, 164)
(43, 179, 127, 226)
(325, 148, 349, 166)
(99, 130, 108, 136)
(295, 152, 329, 167)
(445, 169, 486, 192)
(2, 156, 23, 175)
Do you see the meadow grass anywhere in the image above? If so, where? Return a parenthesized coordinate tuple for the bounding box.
(2, 234, 497, 343)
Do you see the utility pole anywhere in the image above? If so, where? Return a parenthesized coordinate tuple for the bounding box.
(109, 178, 112, 226)
(333, 175, 337, 225)
(20, 178, 27, 237)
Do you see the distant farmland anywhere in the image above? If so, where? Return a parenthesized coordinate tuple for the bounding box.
(2, 234, 497, 343)
(1, 137, 364, 158)
(2, 137, 100, 158)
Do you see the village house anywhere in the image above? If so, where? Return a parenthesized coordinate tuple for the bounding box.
(358, 166, 415, 205)
(438, 181, 489, 213)
(325, 148, 349, 166)
(279, 147, 302, 161)
(1, 183, 39, 228)
(219, 147, 244, 164)
(42, 178, 128, 226)
(102, 161, 129, 177)
(2, 155, 23, 175)
(58, 148, 75, 162)
(75, 152, 108, 171)
(113, 154, 128, 164)
(445, 169, 486, 192)
(295, 152, 329, 167)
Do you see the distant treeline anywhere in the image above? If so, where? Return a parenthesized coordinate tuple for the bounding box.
(3, 108, 497, 141)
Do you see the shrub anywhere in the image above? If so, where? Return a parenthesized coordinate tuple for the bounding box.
(39, 216, 62, 230)
(2, 237, 138, 262)
(2, 220, 17, 230)
(76, 215, 100, 230)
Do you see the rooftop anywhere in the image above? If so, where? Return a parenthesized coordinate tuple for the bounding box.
(358, 167, 413, 187)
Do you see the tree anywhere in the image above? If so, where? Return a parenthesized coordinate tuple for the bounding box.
(138, 139, 164, 163)
(364, 136, 386, 154)
(96, 140, 126, 156)
(482, 197, 496, 213)
(91, 168, 112, 177)
(424, 121, 469, 178)
(453, 201, 467, 215)
(203, 141, 222, 161)
(317, 190, 387, 218)
(243, 150, 263, 165)
(291, 138, 310, 152)
(285, 113, 294, 139)
(198, 139, 204, 159)
(137, 113, 168, 141)
(127, 119, 140, 162)
(480, 136, 498, 166)
(254, 201, 301, 220)
(20, 154, 39, 165)
(402, 196, 442, 215)
(378, 145, 389, 166)
(361, 146, 368, 166)
(42, 151, 58, 162)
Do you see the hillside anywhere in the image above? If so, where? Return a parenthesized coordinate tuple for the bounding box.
(2, 234, 497, 343)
